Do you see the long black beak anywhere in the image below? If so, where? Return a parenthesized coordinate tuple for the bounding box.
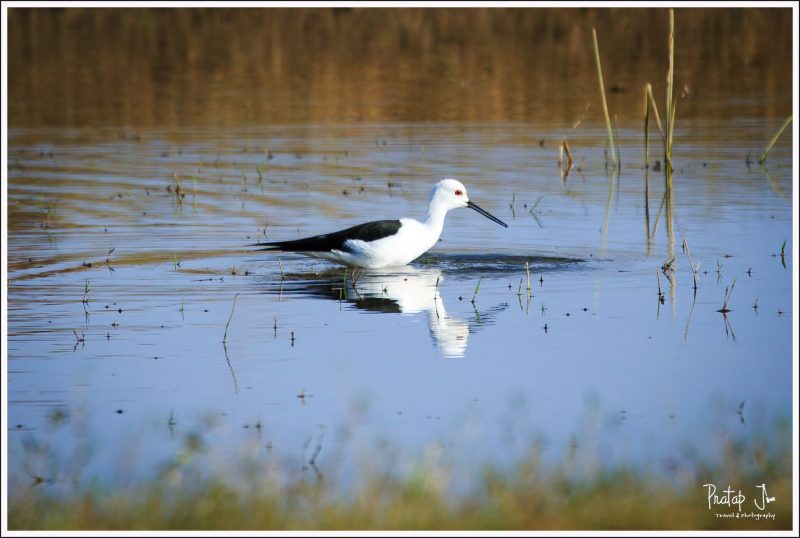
(467, 200, 508, 228)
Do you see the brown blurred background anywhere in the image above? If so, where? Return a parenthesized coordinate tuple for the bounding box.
(7, 7, 794, 128)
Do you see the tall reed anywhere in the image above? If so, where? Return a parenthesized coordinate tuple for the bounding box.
(664, 9, 676, 174)
(592, 28, 617, 171)
(643, 86, 652, 246)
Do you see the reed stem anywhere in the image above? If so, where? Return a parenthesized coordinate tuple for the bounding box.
(643, 85, 652, 245)
(645, 84, 665, 145)
(665, 9, 675, 173)
(592, 28, 617, 171)
(525, 262, 531, 296)
(471, 276, 483, 304)
(759, 115, 793, 164)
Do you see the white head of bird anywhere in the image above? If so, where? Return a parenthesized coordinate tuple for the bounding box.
(429, 178, 470, 211)
(426, 179, 508, 229)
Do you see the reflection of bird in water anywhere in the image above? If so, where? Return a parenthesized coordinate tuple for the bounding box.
(250, 179, 507, 269)
(351, 267, 470, 358)
(273, 266, 507, 358)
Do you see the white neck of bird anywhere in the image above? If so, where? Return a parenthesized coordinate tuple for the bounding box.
(424, 200, 449, 233)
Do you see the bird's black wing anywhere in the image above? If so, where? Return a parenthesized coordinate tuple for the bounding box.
(249, 220, 402, 253)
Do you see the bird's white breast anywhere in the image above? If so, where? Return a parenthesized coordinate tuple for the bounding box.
(341, 218, 440, 268)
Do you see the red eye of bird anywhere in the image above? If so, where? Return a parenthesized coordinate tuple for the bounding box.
(454, 189, 463, 196)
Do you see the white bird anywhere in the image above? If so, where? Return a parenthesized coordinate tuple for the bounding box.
(252, 179, 507, 268)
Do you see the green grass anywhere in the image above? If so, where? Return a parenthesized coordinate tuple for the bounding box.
(8, 429, 793, 531)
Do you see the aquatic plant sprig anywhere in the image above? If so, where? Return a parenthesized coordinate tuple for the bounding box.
(72, 329, 86, 351)
(758, 115, 792, 165)
(470, 276, 483, 304)
(526, 196, 544, 229)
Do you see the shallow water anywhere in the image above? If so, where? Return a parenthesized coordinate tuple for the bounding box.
(7, 119, 793, 493)
(5, 8, 795, 500)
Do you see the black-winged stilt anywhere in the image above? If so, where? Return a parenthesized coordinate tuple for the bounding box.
(251, 179, 507, 268)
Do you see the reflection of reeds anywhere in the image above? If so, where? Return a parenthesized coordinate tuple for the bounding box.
(761, 166, 788, 199)
(528, 196, 543, 228)
(525, 262, 531, 296)
(643, 84, 666, 211)
(758, 115, 792, 164)
(664, 10, 677, 271)
(717, 279, 736, 314)
(222, 341, 239, 393)
(656, 269, 665, 304)
(171, 172, 186, 204)
(683, 290, 697, 342)
(592, 28, 617, 172)
(600, 170, 618, 254)
(779, 240, 787, 269)
(222, 293, 240, 343)
(8, 9, 792, 128)
(643, 168, 652, 249)
(681, 238, 700, 292)
(640, 11, 676, 255)
(558, 139, 574, 181)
